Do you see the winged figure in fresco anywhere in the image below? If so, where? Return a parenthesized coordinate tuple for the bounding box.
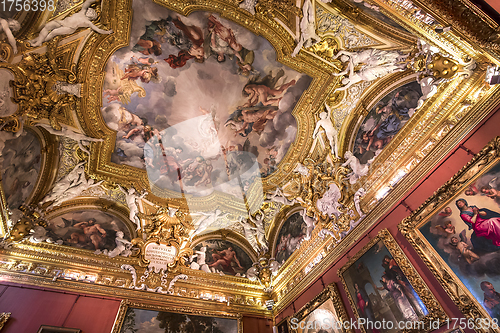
(225, 70, 295, 137)
(103, 63, 147, 104)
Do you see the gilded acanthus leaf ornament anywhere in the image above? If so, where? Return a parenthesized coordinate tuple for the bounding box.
(133, 205, 194, 271)
(256, 0, 301, 19)
(4, 51, 79, 130)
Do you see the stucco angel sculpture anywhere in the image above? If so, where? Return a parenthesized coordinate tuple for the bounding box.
(299, 209, 316, 241)
(342, 151, 369, 184)
(0, 18, 21, 56)
(333, 49, 408, 91)
(118, 186, 147, 230)
(313, 103, 338, 158)
(292, 0, 321, 57)
(30, 0, 113, 47)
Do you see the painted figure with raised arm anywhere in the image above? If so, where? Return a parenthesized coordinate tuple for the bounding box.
(313, 103, 338, 158)
(30, 0, 113, 47)
(0, 18, 21, 56)
(292, 0, 321, 57)
(118, 185, 147, 230)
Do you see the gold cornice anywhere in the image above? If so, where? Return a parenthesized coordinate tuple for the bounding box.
(0, 269, 272, 317)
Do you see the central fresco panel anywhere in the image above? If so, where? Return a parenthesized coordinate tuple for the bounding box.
(101, 4, 312, 199)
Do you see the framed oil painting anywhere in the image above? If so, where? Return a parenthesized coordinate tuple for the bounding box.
(291, 283, 352, 333)
(111, 300, 242, 333)
(276, 316, 291, 333)
(339, 229, 446, 333)
(274, 211, 308, 265)
(400, 136, 500, 331)
(192, 239, 253, 276)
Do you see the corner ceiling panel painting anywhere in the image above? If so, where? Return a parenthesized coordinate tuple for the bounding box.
(102, 5, 312, 199)
(1, 130, 41, 211)
(192, 239, 253, 276)
(353, 80, 422, 165)
(46, 210, 132, 253)
(274, 211, 308, 265)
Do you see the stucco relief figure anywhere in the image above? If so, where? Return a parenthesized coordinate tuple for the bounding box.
(40, 161, 104, 209)
(354, 187, 367, 217)
(104, 231, 133, 258)
(265, 187, 297, 206)
(333, 49, 408, 91)
(316, 183, 343, 219)
(342, 151, 369, 184)
(292, 0, 321, 57)
(37, 123, 103, 156)
(313, 103, 339, 158)
(190, 246, 210, 273)
(0, 18, 21, 56)
(250, 210, 268, 253)
(30, 0, 113, 47)
(299, 208, 316, 240)
(239, 0, 258, 14)
(190, 209, 229, 239)
(238, 216, 260, 253)
(118, 186, 147, 230)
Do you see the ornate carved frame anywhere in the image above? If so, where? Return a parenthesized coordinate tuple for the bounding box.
(338, 229, 447, 333)
(291, 282, 352, 333)
(276, 316, 291, 333)
(111, 299, 243, 333)
(399, 136, 500, 332)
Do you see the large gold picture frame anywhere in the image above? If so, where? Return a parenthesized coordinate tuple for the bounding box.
(338, 229, 447, 333)
(276, 316, 291, 333)
(111, 299, 243, 333)
(399, 137, 500, 332)
(291, 282, 352, 333)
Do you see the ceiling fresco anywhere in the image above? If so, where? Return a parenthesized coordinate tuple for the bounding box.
(0, 0, 499, 316)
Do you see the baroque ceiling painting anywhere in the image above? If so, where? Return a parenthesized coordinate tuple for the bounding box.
(0, 0, 499, 328)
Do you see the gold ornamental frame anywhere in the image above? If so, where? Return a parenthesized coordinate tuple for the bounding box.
(291, 282, 352, 333)
(338, 229, 447, 333)
(111, 299, 243, 333)
(399, 136, 500, 333)
(276, 316, 291, 333)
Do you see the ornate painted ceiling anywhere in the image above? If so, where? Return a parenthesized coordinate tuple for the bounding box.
(0, 0, 499, 317)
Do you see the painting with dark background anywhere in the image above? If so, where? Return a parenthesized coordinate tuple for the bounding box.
(193, 239, 253, 276)
(47, 210, 132, 252)
(274, 211, 307, 264)
(1, 130, 41, 211)
(119, 307, 237, 333)
(353, 81, 422, 165)
(420, 161, 500, 321)
(341, 240, 428, 333)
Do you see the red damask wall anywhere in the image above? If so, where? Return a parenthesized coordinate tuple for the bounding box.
(275, 105, 500, 332)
